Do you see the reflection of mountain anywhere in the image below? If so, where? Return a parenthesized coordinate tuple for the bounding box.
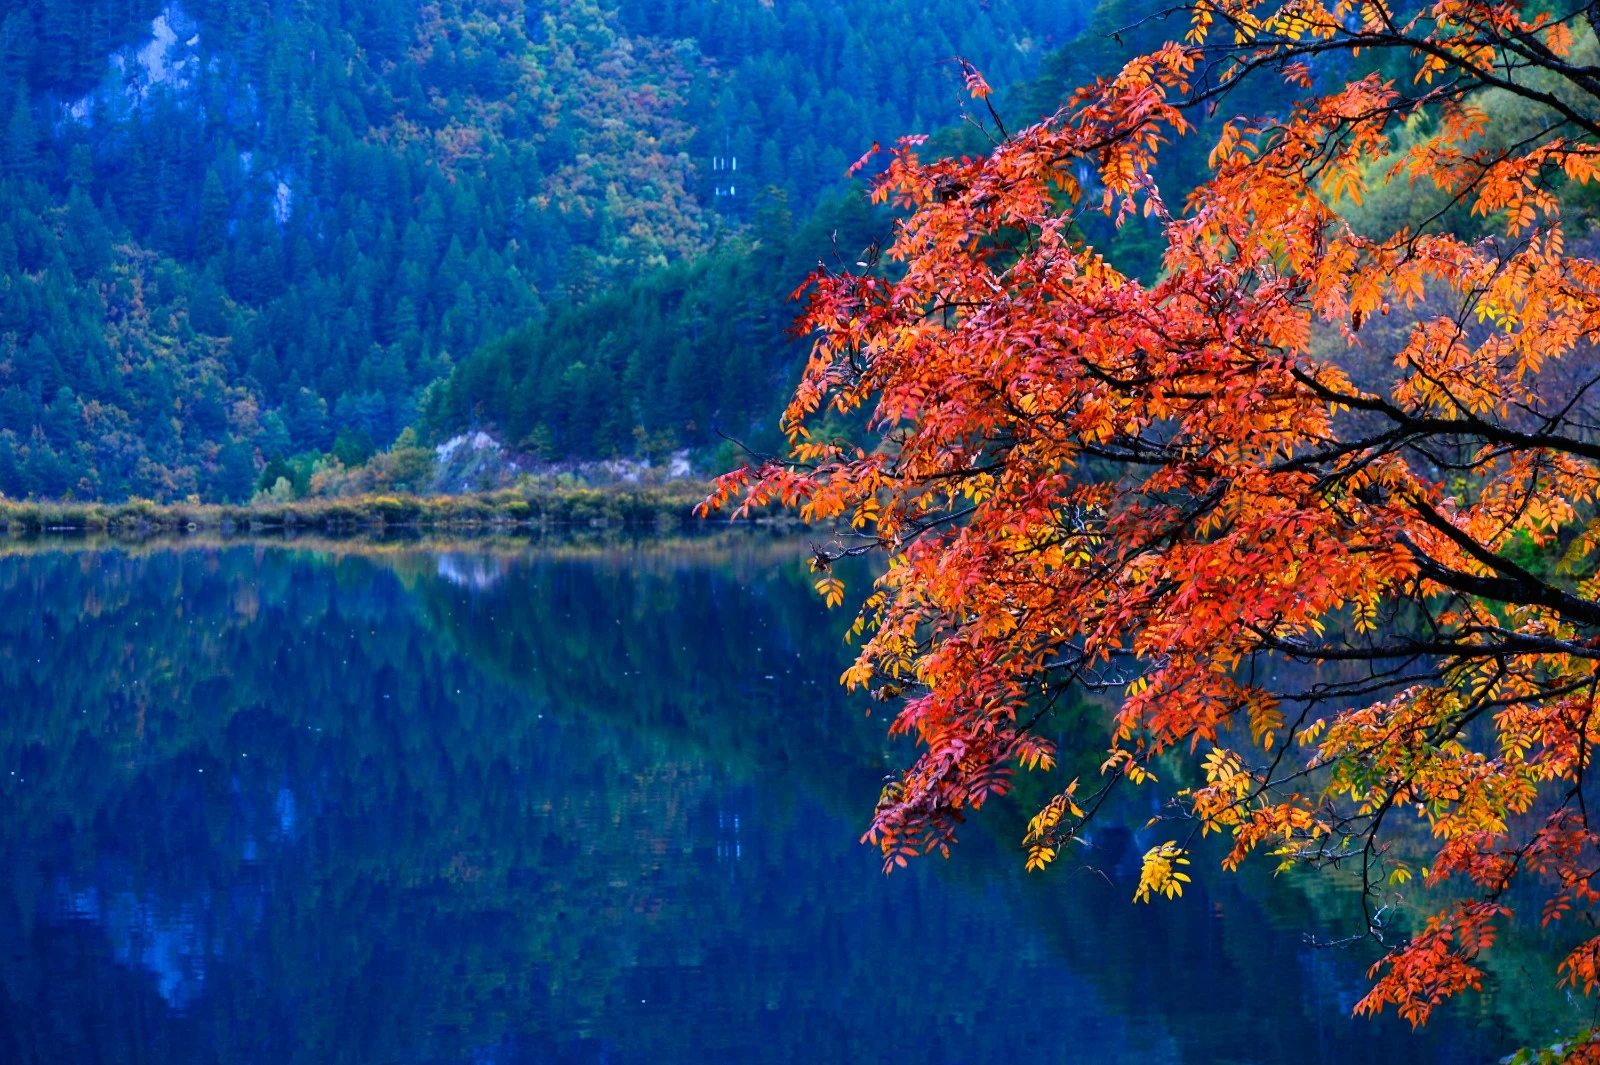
(434, 552, 513, 591)
(409, 535, 892, 799)
(0, 539, 1548, 1063)
(52, 878, 223, 1011)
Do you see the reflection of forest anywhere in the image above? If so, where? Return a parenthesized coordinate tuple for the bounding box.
(0, 537, 1565, 1063)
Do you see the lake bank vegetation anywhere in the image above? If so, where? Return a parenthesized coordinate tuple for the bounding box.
(0, 480, 722, 534)
(0, 524, 819, 568)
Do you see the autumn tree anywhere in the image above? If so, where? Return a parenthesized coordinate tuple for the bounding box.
(704, 0, 1600, 1050)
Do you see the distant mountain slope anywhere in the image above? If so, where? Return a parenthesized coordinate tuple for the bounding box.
(417, 187, 886, 462)
(614, 0, 1082, 216)
(0, 0, 1083, 500)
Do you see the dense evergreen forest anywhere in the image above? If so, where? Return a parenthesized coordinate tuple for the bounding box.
(0, 0, 1085, 502)
(0, 0, 1088, 502)
(4, 0, 1552, 503)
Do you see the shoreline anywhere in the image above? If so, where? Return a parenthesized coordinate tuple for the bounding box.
(0, 484, 739, 535)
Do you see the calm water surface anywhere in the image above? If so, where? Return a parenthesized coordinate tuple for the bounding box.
(0, 534, 1570, 1063)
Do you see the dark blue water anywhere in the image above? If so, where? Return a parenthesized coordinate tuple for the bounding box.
(0, 535, 1569, 1062)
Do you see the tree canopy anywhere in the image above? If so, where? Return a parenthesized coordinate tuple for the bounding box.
(0, 0, 1079, 501)
(704, 0, 1600, 1048)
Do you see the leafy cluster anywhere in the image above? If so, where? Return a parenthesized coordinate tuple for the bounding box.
(704, 0, 1600, 1048)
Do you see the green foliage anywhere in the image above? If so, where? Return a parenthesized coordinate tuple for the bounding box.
(332, 427, 376, 469)
(0, 0, 1078, 499)
(423, 186, 885, 455)
(1502, 1031, 1600, 1064)
(614, 0, 1083, 218)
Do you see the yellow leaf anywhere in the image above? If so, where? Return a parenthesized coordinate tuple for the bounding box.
(814, 577, 846, 609)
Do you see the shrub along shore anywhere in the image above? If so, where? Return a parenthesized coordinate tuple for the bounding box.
(0, 483, 723, 534)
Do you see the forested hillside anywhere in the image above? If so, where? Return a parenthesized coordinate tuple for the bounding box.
(417, 187, 885, 464)
(0, 0, 1082, 501)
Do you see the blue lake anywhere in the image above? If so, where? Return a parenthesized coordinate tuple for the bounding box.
(0, 534, 1565, 1062)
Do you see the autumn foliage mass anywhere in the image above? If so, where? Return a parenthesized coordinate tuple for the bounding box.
(703, 0, 1600, 1048)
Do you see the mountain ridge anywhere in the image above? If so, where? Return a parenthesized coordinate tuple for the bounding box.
(0, 0, 1084, 501)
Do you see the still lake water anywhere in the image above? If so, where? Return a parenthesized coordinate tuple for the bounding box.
(0, 533, 1571, 1063)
